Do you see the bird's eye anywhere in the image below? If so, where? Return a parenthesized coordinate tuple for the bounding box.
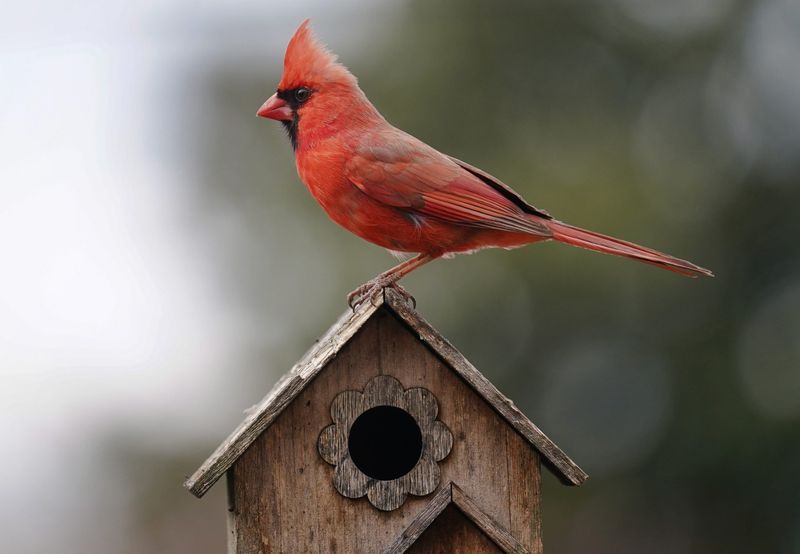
(294, 87, 312, 103)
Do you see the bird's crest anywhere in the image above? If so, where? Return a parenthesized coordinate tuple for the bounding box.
(279, 19, 357, 91)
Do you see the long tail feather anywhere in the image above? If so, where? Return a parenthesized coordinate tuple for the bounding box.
(548, 220, 713, 278)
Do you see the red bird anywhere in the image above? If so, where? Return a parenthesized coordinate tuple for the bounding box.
(258, 21, 712, 307)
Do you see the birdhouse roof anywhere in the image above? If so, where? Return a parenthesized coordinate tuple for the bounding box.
(184, 288, 587, 498)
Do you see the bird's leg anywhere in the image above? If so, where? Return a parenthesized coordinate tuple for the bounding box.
(348, 253, 435, 310)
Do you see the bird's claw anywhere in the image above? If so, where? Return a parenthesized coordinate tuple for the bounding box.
(347, 281, 416, 311)
(347, 281, 383, 311)
(389, 283, 417, 309)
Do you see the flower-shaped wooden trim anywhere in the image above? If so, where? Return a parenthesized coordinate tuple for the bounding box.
(318, 375, 453, 511)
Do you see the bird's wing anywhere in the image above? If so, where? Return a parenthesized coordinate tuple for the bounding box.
(345, 132, 551, 237)
(445, 155, 553, 220)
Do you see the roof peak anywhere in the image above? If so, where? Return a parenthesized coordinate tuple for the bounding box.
(184, 288, 586, 498)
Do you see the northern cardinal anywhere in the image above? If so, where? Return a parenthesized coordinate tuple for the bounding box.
(258, 20, 712, 307)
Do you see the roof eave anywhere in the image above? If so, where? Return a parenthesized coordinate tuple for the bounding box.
(183, 295, 385, 497)
(184, 288, 587, 498)
(383, 289, 587, 486)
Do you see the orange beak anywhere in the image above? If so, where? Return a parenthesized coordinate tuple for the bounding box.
(257, 93, 293, 121)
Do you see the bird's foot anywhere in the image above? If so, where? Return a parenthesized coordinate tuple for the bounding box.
(347, 281, 382, 310)
(347, 280, 416, 311)
(386, 283, 416, 309)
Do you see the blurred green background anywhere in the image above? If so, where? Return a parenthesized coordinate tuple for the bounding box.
(2, 0, 799, 552)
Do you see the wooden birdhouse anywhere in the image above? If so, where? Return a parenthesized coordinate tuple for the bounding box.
(185, 289, 587, 553)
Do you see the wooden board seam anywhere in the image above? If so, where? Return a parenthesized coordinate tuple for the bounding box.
(382, 484, 453, 554)
(383, 482, 532, 554)
(185, 287, 586, 499)
(451, 484, 531, 554)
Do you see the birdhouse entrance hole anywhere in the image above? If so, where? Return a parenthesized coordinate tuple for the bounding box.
(318, 374, 455, 510)
(348, 405, 423, 480)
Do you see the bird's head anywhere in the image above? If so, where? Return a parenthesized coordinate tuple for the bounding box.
(258, 20, 377, 149)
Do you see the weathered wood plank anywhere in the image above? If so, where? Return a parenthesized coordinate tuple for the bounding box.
(452, 484, 531, 554)
(386, 483, 530, 554)
(232, 315, 425, 552)
(407, 503, 503, 554)
(229, 310, 544, 552)
(225, 471, 237, 554)
(505, 428, 543, 553)
(374, 309, 514, 531)
(186, 288, 585, 499)
(189, 287, 587, 552)
(383, 485, 452, 554)
(384, 288, 588, 486)
(185, 298, 384, 498)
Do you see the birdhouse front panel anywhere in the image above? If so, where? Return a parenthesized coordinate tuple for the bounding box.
(227, 307, 543, 553)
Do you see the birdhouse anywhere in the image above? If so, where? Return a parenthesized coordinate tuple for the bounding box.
(185, 289, 587, 553)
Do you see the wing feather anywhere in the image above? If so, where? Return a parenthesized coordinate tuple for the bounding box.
(345, 130, 551, 237)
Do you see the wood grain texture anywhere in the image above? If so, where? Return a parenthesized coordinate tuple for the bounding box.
(407, 505, 503, 554)
(228, 309, 545, 552)
(505, 423, 543, 553)
(383, 484, 452, 554)
(451, 485, 530, 554)
(383, 288, 588, 487)
(226, 472, 237, 553)
(318, 375, 453, 510)
(185, 299, 382, 498)
(386, 483, 530, 554)
(186, 288, 585, 499)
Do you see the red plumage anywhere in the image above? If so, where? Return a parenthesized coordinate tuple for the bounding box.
(258, 20, 712, 306)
